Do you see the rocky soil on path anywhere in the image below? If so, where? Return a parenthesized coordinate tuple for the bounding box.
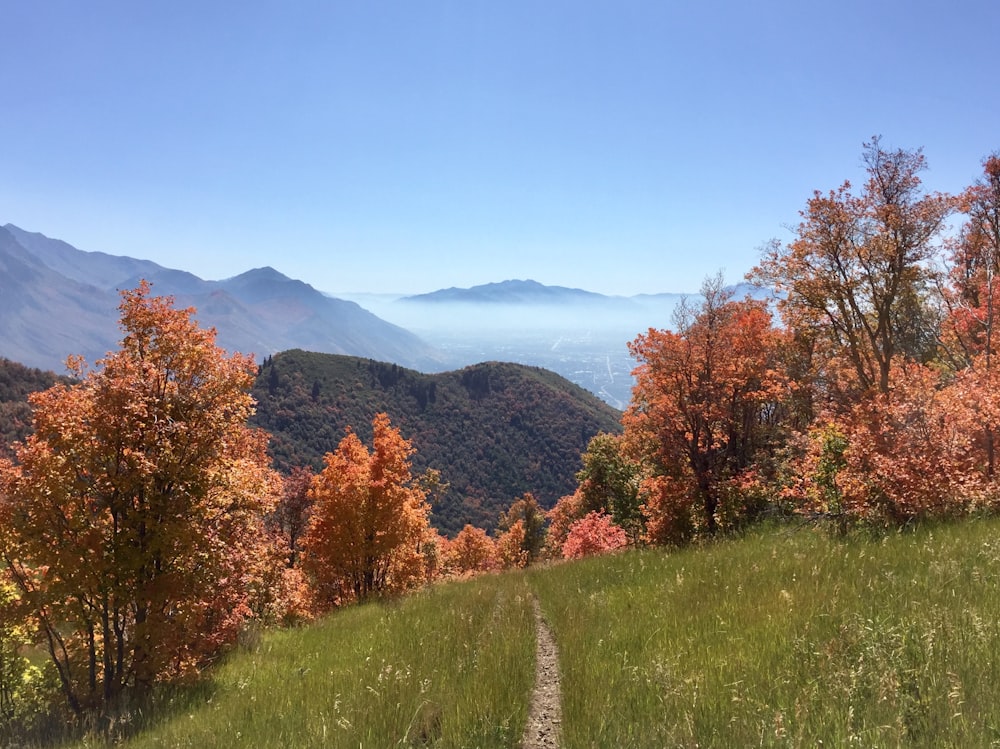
(521, 598, 563, 749)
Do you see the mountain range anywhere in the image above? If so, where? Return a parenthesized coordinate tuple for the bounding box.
(0, 224, 441, 373)
(0, 223, 766, 407)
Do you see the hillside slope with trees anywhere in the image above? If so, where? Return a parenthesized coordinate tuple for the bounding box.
(250, 350, 622, 534)
(0, 358, 70, 460)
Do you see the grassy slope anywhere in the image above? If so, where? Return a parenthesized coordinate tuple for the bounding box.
(531, 520, 1000, 748)
(71, 519, 1000, 748)
(102, 575, 535, 749)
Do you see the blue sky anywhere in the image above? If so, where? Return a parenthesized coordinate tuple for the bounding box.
(2, 1, 998, 296)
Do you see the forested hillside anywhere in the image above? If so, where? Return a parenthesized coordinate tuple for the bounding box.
(0, 358, 69, 460)
(0, 350, 621, 534)
(250, 350, 622, 534)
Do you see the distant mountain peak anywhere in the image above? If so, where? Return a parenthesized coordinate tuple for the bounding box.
(401, 279, 609, 305)
(230, 266, 289, 281)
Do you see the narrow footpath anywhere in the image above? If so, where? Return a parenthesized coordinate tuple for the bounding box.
(521, 598, 563, 749)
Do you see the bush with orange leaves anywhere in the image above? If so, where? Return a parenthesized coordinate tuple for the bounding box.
(495, 520, 529, 569)
(546, 490, 584, 556)
(301, 413, 432, 607)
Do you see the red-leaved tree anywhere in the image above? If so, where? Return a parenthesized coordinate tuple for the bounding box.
(561, 512, 627, 559)
(625, 274, 788, 540)
(788, 362, 987, 525)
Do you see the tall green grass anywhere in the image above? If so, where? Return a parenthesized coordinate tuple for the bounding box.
(84, 573, 535, 749)
(530, 520, 1000, 748)
(56, 518, 1000, 747)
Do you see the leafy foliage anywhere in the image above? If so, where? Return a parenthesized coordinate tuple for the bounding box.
(495, 520, 529, 570)
(301, 413, 431, 605)
(443, 524, 497, 575)
(745, 142, 1000, 529)
(940, 155, 1000, 369)
(561, 511, 627, 559)
(625, 275, 789, 539)
(0, 282, 281, 717)
(251, 350, 622, 535)
(751, 136, 952, 400)
(0, 358, 69, 461)
(496, 493, 547, 566)
(268, 466, 315, 569)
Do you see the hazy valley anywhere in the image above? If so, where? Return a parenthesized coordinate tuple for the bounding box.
(1, 224, 701, 407)
(339, 284, 691, 408)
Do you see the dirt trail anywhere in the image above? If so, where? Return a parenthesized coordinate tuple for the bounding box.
(521, 597, 562, 749)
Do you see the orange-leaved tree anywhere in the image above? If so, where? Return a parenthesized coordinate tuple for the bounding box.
(444, 524, 497, 576)
(625, 274, 788, 539)
(301, 413, 431, 606)
(546, 491, 585, 557)
(495, 493, 547, 566)
(751, 137, 952, 402)
(495, 520, 529, 569)
(0, 282, 280, 716)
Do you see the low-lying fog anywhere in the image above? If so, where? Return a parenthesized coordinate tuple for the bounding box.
(335, 292, 689, 409)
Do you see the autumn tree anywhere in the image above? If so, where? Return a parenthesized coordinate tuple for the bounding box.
(561, 512, 628, 560)
(496, 493, 547, 565)
(269, 466, 315, 568)
(495, 520, 529, 569)
(419, 529, 448, 583)
(301, 413, 431, 605)
(625, 275, 788, 538)
(546, 491, 585, 556)
(0, 282, 279, 716)
(444, 524, 497, 576)
(936, 155, 1000, 475)
(941, 155, 1000, 366)
(751, 137, 952, 401)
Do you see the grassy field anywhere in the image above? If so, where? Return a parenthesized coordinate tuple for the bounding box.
(530, 520, 1000, 748)
(78, 573, 536, 749)
(57, 518, 1000, 748)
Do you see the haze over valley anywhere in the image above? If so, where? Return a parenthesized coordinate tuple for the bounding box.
(2, 224, 707, 407)
(341, 282, 693, 408)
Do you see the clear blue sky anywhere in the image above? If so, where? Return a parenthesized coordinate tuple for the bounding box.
(2, 1, 998, 296)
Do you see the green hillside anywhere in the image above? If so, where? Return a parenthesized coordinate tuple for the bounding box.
(0, 358, 69, 460)
(250, 350, 623, 534)
(56, 518, 1000, 748)
(0, 352, 623, 534)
